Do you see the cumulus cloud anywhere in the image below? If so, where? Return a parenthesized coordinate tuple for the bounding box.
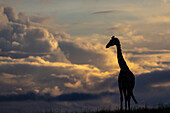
(0, 4, 69, 63)
(64, 81, 82, 89)
(58, 38, 119, 72)
(0, 3, 170, 112)
(1, 4, 168, 97)
(3, 6, 18, 22)
(59, 34, 170, 75)
(0, 20, 58, 53)
(42, 86, 62, 96)
(0, 55, 114, 95)
(22, 27, 58, 52)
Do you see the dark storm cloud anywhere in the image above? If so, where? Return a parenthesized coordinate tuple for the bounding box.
(0, 91, 115, 102)
(136, 70, 170, 92)
(162, 61, 170, 65)
(135, 70, 170, 106)
(0, 69, 170, 107)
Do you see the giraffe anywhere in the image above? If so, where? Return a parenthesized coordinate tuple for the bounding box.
(106, 36, 138, 111)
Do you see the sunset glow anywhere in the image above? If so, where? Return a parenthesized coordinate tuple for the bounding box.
(0, 0, 170, 112)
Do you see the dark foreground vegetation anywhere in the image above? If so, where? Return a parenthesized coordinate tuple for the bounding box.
(92, 107, 170, 113)
(37, 107, 170, 113)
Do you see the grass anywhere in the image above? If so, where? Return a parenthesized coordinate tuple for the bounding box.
(93, 107, 170, 113)
(37, 107, 170, 113)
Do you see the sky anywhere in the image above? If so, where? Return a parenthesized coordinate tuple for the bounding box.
(0, 0, 170, 113)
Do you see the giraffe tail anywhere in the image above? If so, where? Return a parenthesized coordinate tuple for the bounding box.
(131, 91, 138, 104)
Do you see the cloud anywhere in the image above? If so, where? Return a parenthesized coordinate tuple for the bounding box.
(151, 82, 170, 88)
(30, 14, 53, 24)
(0, 3, 170, 111)
(22, 27, 58, 52)
(92, 10, 122, 15)
(64, 81, 82, 89)
(3, 6, 18, 22)
(1, 4, 168, 77)
(0, 70, 170, 112)
(0, 4, 69, 63)
(107, 24, 131, 32)
(37, 0, 53, 4)
(42, 86, 62, 96)
(0, 55, 115, 95)
(146, 16, 170, 24)
(135, 70, 170, 106)
(56, 22, 100, 28)
(64, 34, 170, 75)
(0, 22, 59, 53)
(126, 49, 170, 55)
(136, 70, 170, 89)
(0, 3, 169, 98)
(58, 38, 119, 72)
(107, 23, 170, 50)
(0, 91, 115, 102)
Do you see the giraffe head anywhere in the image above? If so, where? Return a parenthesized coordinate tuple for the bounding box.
(106, 36, 120, 48)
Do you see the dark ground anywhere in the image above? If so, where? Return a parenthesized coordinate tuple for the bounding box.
(37, 107, 170, 113)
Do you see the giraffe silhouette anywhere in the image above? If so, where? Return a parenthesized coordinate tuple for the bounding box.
(106, 36, 138, 111)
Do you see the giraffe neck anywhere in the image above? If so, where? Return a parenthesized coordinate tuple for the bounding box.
(116, 44, 129, 70)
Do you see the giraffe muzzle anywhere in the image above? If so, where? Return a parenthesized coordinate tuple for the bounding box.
(106, 44, 110, 48)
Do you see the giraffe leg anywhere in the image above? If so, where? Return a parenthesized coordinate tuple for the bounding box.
(123, 88, 127, 111)
(128, 98, 131, 111)
(127, 90, 131, 111)
(119, 87, 123, 111)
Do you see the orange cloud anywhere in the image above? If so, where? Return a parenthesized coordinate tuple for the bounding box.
(64, 81, 82, 89)
(151, 82, 170, 87)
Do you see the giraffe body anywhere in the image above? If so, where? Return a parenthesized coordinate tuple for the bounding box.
(106, 36, 137, 110)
